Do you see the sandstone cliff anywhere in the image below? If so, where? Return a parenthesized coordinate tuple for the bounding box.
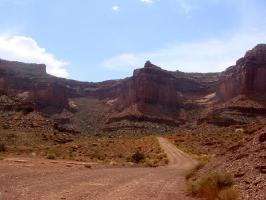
(217, 44, 266, 101)
(201, 44, 266, 126)
(1, 44, 266, 132)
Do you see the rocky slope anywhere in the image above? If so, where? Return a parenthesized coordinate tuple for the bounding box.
(197, 122, 266, 200)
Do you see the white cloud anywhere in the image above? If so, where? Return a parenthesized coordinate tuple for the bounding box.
(0, 0, 32, 6)
(112, 5, 120, 11)
(140, 0, 154, 4)
(181, 3, 192, 14)
(174, 0, 194, 14)
(0, 35, 69, 77)
(103, 30, 266, 73)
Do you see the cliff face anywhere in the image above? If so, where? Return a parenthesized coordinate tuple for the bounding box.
(0, 59, 88, 114)
(0, 59, 46, 76)
(132, 62, 181, 108)
(104, 62, 185, 126)
(0, 58, 218, 131)
(218, 44, 266, 101)
(1, 44, 266, 132)
(199, 44, 266, 126)
(121, 61, 184, 110)
(105, 61, 213, 127)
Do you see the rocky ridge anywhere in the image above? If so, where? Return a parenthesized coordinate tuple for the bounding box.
(0, 44, 266, 132)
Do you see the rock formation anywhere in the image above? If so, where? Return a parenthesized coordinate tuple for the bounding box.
(217, 44, 266, 101)
(0, 44, 266, 131)
(199, 44, 266, 126)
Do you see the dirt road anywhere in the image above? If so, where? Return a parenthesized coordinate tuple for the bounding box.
(0, 137, 197, 200)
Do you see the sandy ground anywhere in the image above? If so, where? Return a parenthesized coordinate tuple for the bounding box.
(0, 137, 197, 200)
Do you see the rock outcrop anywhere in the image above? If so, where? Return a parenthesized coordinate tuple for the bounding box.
(217, 44, 266, 101)
(200, 44, 266, 126)
(120, 61, 184, 111)
(0, 59, 92, 114)
(0, 59, 46, 76)
(0, 59, 90, 135)
(106, 61, 210, 128)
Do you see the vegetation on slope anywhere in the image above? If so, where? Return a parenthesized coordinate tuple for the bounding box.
(187, 171, 239, 200)
(0, 129, 168, 167)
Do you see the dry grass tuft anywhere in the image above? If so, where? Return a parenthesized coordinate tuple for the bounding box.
(0, 143, 6, 152)
(84, 164, 92, 168)
(218, 187, 239, 200)
(0, 153, 4, 160)
(46, 153, 56, 160)
(131, 150, 145, 163)
(187, 171, 238, 200)
(185, 161, 206, 180)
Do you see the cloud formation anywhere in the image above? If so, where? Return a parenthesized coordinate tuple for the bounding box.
(180, 3, 192, 14)
(140, 0, 154, 4)
(103, 30, 266, 73)
(0, 35, 69, 77)
(0, 0, 32, 6)
(112, 5, 120, 11)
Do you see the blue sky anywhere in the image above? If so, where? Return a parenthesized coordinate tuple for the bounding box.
(0, 0, 266, 81)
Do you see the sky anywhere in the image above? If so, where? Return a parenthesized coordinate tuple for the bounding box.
(0, 0, 266, 82)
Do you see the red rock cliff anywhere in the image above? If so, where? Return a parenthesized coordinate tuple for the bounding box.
(217, 44, 266, 101)
(107, 61, 206, 125)
(0, 59, 80, 114)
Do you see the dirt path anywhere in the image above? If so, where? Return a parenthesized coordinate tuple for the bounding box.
(157, 137, 197, 169)
(0, 137, 197, 200)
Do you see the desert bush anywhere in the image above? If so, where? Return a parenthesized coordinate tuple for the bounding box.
(91, 150, 106, 161)
(157, 152, 167, 160)
(45, 148, 62, 160)
(185, 161, 206, 180)
(46, 153, 56, 160)
(162, 158, 169, 165)
(0, 143, 6, 152)
(46, 149, 58, 160)
(131, 150, 145, 163)
(187, 171, 237, 200)
(144, 158, 157, 167)
(214, 172, 234, 189)
(218, 187, 239, 200)
(0, 153, 4, 160)
(84, 164, 92, 168)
